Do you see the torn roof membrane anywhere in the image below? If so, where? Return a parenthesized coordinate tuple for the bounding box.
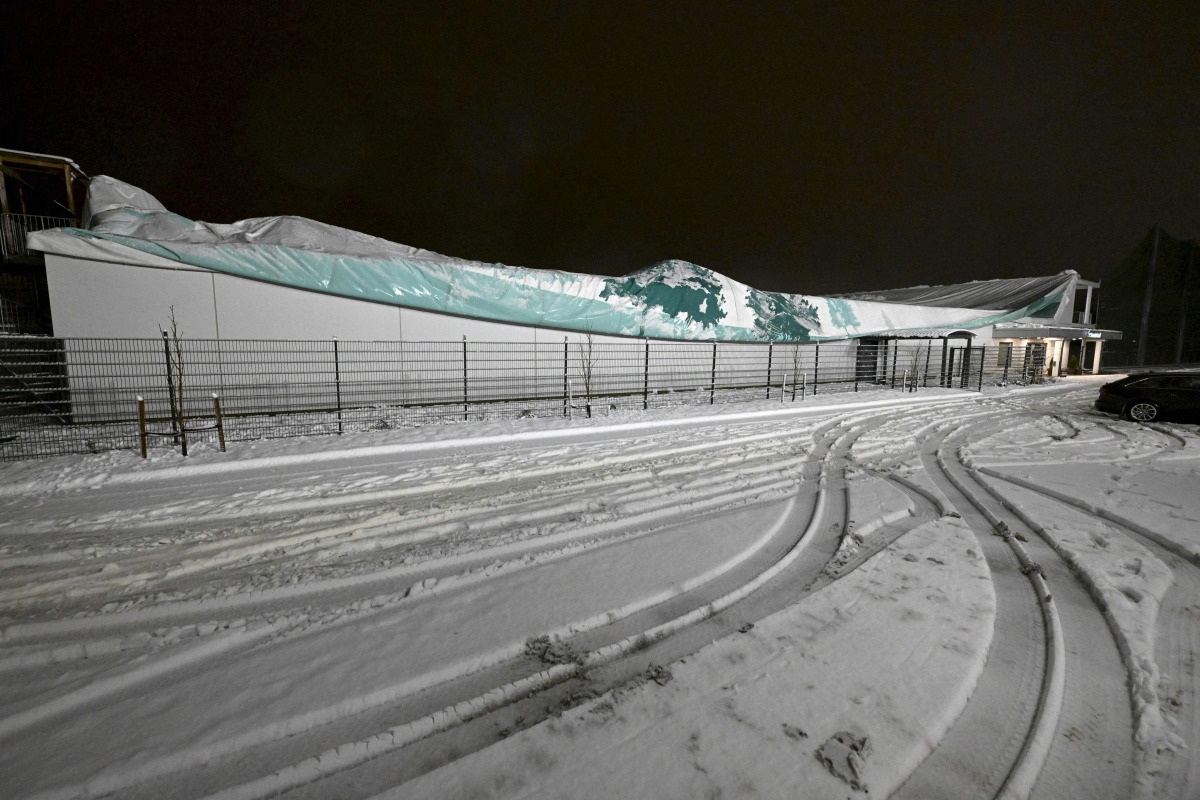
(29, 176, 1078, 343)
(834, 273, 1078, 311)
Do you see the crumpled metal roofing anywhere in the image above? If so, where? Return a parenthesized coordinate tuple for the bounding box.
(29, 176, 1077, 343)
(835, 273, 1078, 311)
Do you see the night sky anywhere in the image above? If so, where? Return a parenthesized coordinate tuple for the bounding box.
(6, 2, 1198, 295)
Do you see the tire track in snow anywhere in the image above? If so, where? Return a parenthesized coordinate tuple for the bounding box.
(285, 406, 985, 800)
(0, 479, 802, 731)
(948, 439, 1134, 799)
(892, 420, 1064, 800)
(808, 469, 943, 589)
(977, 389, 1188, 467)
(133, 410, 854, 796)
(1150, 554, 1200, 799)
(7, 504, 797, 799)
(0, 453, 803, 729)
(1, 427, 816, 617)
(176, 392, 1193, 799)
(7, 412, 883, 800)
(4, 395, 1128, 800)
(0, 423, 820, 536)
(977, 466, 1200, 798)
(892, 396, 1146, 800)
(195, 408, 942, 800)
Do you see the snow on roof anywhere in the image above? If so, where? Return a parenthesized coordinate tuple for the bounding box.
(0, 147, 88, 176)
(867, 328, 979, 339)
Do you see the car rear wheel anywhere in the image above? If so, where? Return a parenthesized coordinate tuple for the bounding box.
(1125, 400, 1160, 422)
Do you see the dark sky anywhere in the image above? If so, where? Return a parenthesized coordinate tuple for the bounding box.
(6, 1, 1198, 294)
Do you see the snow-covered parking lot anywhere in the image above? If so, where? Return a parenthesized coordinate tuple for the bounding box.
(1, 376, 1197, 799)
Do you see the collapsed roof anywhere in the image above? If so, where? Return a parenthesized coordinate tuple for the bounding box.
(835, 274, 1079, 311)
(28, 176, 1078, 342)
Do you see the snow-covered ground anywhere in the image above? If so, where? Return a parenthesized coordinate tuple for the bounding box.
(1, 376, 1197, 799)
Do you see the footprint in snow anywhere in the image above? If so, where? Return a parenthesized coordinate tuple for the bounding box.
(817, 730, 871, 792)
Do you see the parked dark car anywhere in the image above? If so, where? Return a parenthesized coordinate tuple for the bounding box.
(1095, 372, 1200, 422)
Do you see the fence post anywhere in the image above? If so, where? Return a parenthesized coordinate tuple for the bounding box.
(812, 342, 820, 395)
(940, 339, 949, 387)
(212, 393, 227, 452)
(333, 337, 343, 435)
(643, 339, 650, 410)
(162, 330, 179, 445)
(462, 335, 469, 421)
(978, 347, 985, 392)
(781, 373, 787, 402)
(888, 338, 897, 388)
(924, 338, 932, 387)
(765, 342, 773, 399)
(709, 341, 717, 404)
(563, 337, 569, 417)
(137, 396, 147, 458)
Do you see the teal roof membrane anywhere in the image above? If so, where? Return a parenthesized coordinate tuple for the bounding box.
(31, 176, 1077, 343)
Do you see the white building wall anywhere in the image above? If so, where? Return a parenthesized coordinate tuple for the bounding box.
(398, 306, 537, 342)
(212, 275, 402, 340)
(46, 257, 219, 339)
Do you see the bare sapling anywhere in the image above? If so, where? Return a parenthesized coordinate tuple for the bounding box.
(909, 346, 926, 390)
(576, 332, 595, 418)
(161, 306, 189, 456)
(790, 343, 802, 401)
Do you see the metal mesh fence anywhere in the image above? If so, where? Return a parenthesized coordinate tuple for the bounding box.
(0, 335, 1046, 460)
